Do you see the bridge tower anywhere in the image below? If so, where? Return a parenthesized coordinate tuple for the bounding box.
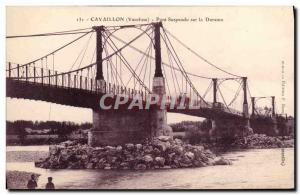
(251, 97, 255, 116)
(242, 77, 252, 134)
(92, 26, 106, 92)
(150, 22, 172, 137)
(209, 78, 218, 137)
(271, 96, 279, 135)
(212, 78, 218, 106)
(242, 77, 249, 117)
(271, 96, 276, 117)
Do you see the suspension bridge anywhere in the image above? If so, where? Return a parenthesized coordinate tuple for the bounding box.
(6, 22, 279, 145)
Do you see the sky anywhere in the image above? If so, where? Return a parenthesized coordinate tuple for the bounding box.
(6, 6, 294, 123)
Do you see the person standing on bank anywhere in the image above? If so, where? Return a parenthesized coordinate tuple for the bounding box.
(27, 174, 37, 189)
(45, 177, 55, 190)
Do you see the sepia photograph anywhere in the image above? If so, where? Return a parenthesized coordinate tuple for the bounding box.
(5, 6, 295, 190)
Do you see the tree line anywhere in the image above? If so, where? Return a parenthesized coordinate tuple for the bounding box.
(7, 120, 92, 135)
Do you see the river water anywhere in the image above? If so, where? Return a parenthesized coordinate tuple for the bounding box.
(6, 146, 294, 189)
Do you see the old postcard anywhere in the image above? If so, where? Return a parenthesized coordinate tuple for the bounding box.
(6, 6, 295, 190)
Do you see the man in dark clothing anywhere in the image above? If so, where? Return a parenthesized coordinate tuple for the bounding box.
(27, 174, 37, 189)
(45, 177, 55, 190)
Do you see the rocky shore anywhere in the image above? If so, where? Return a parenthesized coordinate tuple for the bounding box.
(232, 134, 294, 149)
(35, 136, 231, 170)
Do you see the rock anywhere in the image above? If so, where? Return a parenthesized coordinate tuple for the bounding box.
(143, 155, 153, 163)
(143, 145, 153, 153)
(135, 144, 143, 150)
(120, 162, 129, 167)
(174, 138, 183, 145)
(104, 166, 111, 170)
(195, 145, 204, 151)
(116, 145, 123, 152)
(105, 146, 116, 151)
(81, 154, 88, 160)
(214, 157, 232, 165)
(134, 163, 147, 170)
(162, 124, 173, 137)
(173, 145, 184, 155)
(86, 163, 94, 169)
(157, 136, 172, 142)
(168, 152, 176, 159)
(152, 139, 171, 151)
(49, 145, 63, 155)
(185, 152, 195, 160)
(125, 143, 134, 150)
(155, 157, 165, 166)
(60, 140, 75, 147)
(60, 149, 71, 161)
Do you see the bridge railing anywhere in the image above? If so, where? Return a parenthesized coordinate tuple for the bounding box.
(6, 62, 150, 100)
(6, 62, 243, 115)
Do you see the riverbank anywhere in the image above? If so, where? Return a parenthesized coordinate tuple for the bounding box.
(6, 171, 40, 189)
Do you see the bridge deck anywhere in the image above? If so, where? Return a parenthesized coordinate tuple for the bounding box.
(6, 78, 244, 120)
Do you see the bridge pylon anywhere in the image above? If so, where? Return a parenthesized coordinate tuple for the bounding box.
(242, 77, 253, 135)
(212, 78, 218, 107)
(93, 25, 106, 93)
(150, 22, 172, 138)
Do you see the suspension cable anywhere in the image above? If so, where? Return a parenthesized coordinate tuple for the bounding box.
(19, 27, 150, 79)
(6, 27, 93, 38)
(202, 81, 213, 99)
(217, 85, 233, 114)
(161, 28, 208, 105)
(228, 81, 242, 107)
(104, 29, 151, 92)
(76, 32, 94, 70)
(164, 28, 242, 78)
(10, 30, 93, 71)
(109, 33, 214, 79)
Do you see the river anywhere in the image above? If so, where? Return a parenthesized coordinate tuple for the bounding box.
(6, 146, 294, 189)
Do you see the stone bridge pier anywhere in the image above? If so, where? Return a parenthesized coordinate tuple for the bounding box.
(208, 77, 253, 140)
(209, 116, 252, 141)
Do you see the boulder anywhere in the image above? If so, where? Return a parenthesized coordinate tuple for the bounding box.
(152, 139, 171, 152)
(174, 138, 183, 145)
(155, 157, 165, 166)
(86, 163, 94, 169)
(143, 145, 153, 153)
(134, 163, 147, 170)
(143, 155, 153, 163)
(125, 143, 135, 150)
(135, 144, 143, 150)
(49, 145, 64, 155)
(157, 136, 172, 142)
(185, 151, 195, 160)
(214, 157, 232, 165)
